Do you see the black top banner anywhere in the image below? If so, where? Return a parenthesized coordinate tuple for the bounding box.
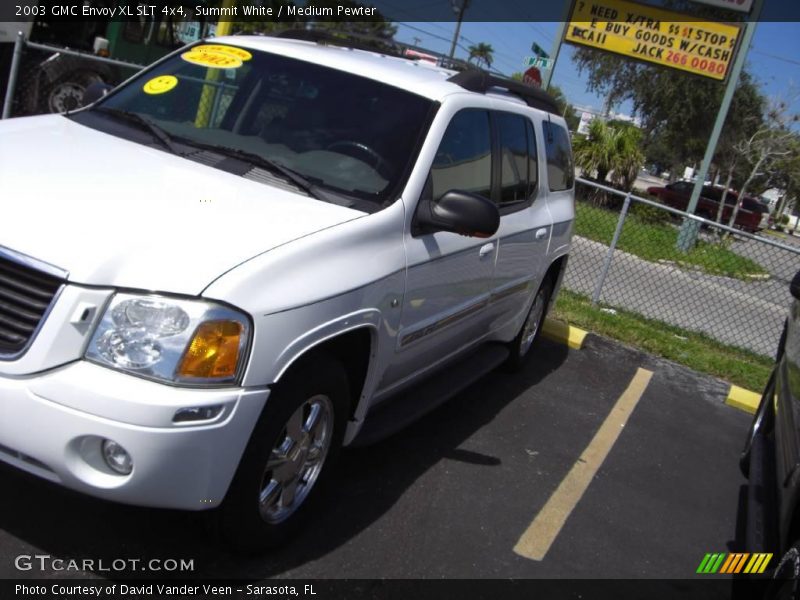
(1, 0, 799, 23)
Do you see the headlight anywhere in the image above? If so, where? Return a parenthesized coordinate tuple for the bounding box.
(86, 294, 250, 385)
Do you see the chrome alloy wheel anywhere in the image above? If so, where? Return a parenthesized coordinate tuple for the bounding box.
(519, 289, 546, 358)
(258, 394, 334, 524)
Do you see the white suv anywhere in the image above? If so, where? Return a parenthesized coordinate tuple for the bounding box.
(0, 35, 574, 550)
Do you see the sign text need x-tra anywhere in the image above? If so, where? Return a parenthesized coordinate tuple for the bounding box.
(565, 0, 742, 81)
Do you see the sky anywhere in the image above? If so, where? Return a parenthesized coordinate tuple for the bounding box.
(393, 20, 800, 118)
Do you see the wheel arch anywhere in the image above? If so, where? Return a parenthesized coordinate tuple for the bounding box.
(273, 323, 378, 426)
(543, 253, 569, 314)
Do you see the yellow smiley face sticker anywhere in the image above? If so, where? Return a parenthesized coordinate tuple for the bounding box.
(181, 49, 243, 69)
(193, 44, 252, 62)
(143, 75, 178, 95)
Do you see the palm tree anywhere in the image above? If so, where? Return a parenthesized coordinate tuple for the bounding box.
(574, 119, 643, 187)
(467, 43, 494, 69)
(573, 119, 644, 203)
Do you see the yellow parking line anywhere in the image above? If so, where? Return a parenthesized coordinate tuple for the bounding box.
(513, 367, 654, 561)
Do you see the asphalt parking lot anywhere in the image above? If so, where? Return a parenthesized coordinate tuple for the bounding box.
(0, 333, 752, 581)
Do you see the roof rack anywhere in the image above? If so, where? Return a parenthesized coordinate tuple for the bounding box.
(274, 28, 405, 57)
(271, 27, 491, 74)
(447, 70, 560, 116)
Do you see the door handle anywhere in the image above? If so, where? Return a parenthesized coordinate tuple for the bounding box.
(535, 227, 549, 240)
(479, 242, 495, 258)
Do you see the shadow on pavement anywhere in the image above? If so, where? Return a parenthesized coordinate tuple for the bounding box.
(0, 338, 570, 580)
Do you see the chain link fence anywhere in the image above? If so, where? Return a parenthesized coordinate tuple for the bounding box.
(2, 34, 144, 119)
(564, 177, 800, 358)
(3, 34, 244, 132)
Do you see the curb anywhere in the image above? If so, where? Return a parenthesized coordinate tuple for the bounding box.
(542, 319, 588, 350)
(542, 319, 763, 414)
(725, 385, 761, 415)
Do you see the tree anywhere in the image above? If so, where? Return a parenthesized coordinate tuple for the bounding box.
(572, 50, 764, 179)
(711, 74, 765, 224)
(723, 95, 799, 230)
(573, 118, 644, 196)
(766, 135, 800, 222)
(467, 42, 494, 69)
(510, 77, 580, 131)
(548, 84, 580, 132)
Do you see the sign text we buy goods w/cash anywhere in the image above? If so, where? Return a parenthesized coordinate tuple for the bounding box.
(565, 0, 742, 81)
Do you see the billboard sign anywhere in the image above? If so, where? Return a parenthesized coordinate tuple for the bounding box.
(564, 0, 742, 81)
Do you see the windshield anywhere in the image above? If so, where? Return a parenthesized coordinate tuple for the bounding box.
(72, 43, 435, 209)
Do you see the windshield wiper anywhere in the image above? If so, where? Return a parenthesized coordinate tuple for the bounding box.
(93, 107, 181, 156)
(172, 139, 334, 203)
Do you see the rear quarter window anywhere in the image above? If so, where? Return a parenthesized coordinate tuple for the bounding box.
(543, 121, 574, 192)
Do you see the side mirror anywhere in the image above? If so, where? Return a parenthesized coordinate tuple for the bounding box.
(415, 190, 500, 238)
(83, 81, 113, 106)
(791, 269, 800, 301)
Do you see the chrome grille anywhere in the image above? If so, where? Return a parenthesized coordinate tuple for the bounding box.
(0, 254, 63, 356)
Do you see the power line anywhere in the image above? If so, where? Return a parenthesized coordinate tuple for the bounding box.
(751, 49, 800, 67)
(397, 22, 472, 55)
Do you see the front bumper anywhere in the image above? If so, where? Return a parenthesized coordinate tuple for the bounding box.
(0, 361, 269, 510)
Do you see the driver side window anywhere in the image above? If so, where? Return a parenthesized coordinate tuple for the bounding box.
(429, 109, 492, 202)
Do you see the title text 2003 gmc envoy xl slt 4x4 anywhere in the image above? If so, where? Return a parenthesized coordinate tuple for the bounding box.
(0, 35, 574, 550)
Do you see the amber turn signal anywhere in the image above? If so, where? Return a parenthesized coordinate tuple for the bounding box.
(177, 320, 243, 379)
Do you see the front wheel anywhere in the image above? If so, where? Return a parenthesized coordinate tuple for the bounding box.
(503, 278, 553, 371)
(216, 355, 349, 553)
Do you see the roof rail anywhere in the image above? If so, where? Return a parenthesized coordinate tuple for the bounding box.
(447, 70, 560, 115)
(274, 28, 406, 57)
(271, 27, 487, 74)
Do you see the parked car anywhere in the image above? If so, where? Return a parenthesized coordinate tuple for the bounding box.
(646, 182, 765, 233)
(740, 269, 800, 592)
(0, 35, 574, 551)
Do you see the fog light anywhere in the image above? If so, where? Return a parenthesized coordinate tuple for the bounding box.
(102, 440, 133, 475)
(173, 405, 224, 423)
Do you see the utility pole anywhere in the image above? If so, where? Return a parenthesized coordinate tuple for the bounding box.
(542, 1, 572, 91)
(448, 0, 468, 59)
(675, 0, 764, 251)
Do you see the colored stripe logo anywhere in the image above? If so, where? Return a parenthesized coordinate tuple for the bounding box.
(697, 553, 773, 574)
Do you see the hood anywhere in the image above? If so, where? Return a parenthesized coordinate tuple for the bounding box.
(0, 115, 364, 295)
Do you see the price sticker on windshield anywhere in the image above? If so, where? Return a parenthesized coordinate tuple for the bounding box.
(193, 44, 253, 62)
(181, 49, 243, 69)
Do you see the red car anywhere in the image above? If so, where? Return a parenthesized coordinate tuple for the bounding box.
(647, 182, 767, 233)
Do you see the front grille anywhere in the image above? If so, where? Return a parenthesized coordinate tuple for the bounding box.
(0, 255, 63, 356)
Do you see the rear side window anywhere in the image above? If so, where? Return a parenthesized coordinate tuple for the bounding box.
(430, 109, 492, 201)
(743, 197, 767, 213)
(702, 186, 723, 202)
(670, 181, 692, 194)
(496, 112, 538, 206)
(544, 121, 574, 191)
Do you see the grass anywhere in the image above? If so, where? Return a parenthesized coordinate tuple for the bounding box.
(552, 289, 774, 392)
(574, 201, 767, 279)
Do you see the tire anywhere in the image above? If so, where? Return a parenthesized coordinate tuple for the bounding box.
(764, 541, 800, 599)
(40, 70, 103, 114)
(503, 277, 553, 372)
(216, 354, 349, 553)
